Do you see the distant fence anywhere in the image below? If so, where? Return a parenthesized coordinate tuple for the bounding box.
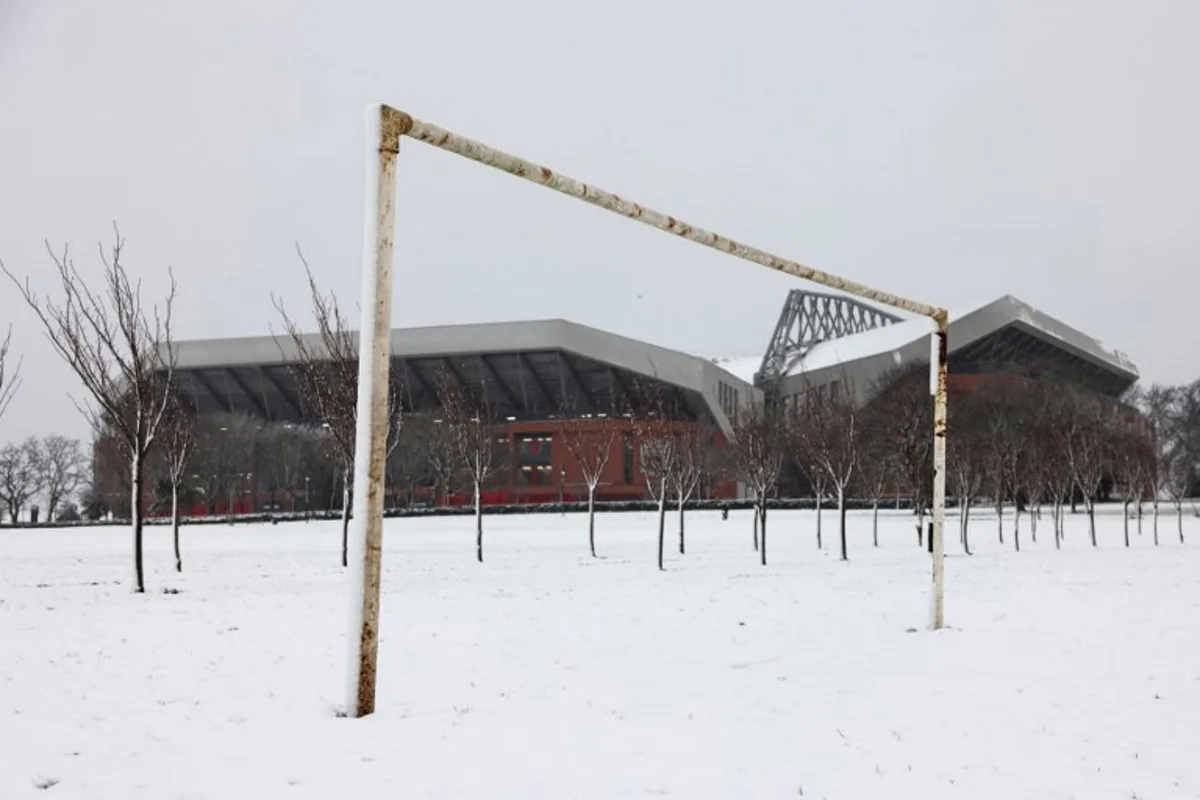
(0, 496, 920, 531)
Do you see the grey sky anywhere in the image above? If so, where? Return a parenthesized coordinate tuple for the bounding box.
(2, 0, 1198, 443)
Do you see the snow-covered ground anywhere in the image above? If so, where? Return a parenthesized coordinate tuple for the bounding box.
(2, 507, 1198, 798)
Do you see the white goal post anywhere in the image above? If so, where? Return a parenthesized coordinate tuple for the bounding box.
(345, 102, 950, 718)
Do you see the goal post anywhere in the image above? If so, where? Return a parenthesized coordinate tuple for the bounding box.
(346, 102, 950, 717)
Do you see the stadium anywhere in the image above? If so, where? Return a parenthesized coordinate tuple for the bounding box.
(123, 289, 1140, 513)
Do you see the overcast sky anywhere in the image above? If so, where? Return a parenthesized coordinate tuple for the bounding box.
(2, 0, 1198, 443)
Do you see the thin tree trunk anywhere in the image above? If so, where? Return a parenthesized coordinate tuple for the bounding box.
(997, 496, 1004, 545)
(475, 480, 483, 563)
(131, 455, 145, 594)
(172, 484, 182, 573)
(1031, 503, 1038, 544)
(588, 485, 597, 558)
(1123, 500, 1131, 548)
(657, 482, 667, 571)
(341, 470, 351, 568)
(872, 499, 879, 548)
(1153, 498, 1159, 546)
(1136, 500, 1143, 536)
(760, 495, 768, 566)
(753, 503, 759, 552)
(1014, 498, 1022, 552)
(961, 499, 972, 555)
(678, 495, 686, 555)
(1088, 500, 1097, 547)
(816, 492, 823, 550)
(1054, 497, 1063, 548)
(838, 486, 848, 562)
(1178, 504, 1185, 544)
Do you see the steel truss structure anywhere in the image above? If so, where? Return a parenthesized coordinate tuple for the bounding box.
(756, 290, 901, 388)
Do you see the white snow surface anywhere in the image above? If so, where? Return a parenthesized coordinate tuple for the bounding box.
(3, 508, 1199, 798)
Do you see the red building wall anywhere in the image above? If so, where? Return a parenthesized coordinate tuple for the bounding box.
(91, 417, 736, 517)
(425, 418, 735, 507)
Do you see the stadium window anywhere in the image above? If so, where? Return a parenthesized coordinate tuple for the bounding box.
(515, 433, 553, 467)
(517, 464, 553, 486)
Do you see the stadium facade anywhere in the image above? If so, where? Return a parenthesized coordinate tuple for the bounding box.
(93, 290, 1140, 513)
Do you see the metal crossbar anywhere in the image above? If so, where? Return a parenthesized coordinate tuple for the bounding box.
(344, 104, 951, 718)
(392, 111, 941, 320)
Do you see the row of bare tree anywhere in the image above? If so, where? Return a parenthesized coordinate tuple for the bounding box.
(719, 366, 1199, 567)
(0, 435, 88, 522)
(3, 229, 1198, 591)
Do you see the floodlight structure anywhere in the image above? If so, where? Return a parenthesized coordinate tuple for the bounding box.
(346, 103, 950, 718)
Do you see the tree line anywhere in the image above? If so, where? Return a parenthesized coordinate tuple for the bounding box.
(721, 365, 1200, 566)
(0, 434, 88, 523)
(2, 230, 1197, 592)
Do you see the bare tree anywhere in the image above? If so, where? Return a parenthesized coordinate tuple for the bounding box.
(947, 385, 987, 555)
(0, 327, 22, 422)
(1019, 382, 1061, 547)
(974, 376, 1026, 549)
(438, 373, 496, 563)
(32, 434, 87, 521)
(0, 438, 42, 523)
(158, 391, 195, 572)
(1065, 394, 1115, 547)
(560, 414, 618, 557)
(388, 411, 436, 506)
(856, 438, 893, 548)
(672, 422, 714, 556)
(1113, 422, 1154, 548)
(1035, 387, 1078, 548)
(258, 423, 312, 512)
(273, 266, 357, 563)
(864, 366, 932, 547)
(1139, 384, 1178, 546)
(796, 376, 861, 561)
(636, 410, 678, 571)
(273, 257, 402, 565)
(788, 413, 828, 551)
(727, 401, 784, 566)
(425, 414, 460, 507)
(3, 231, 176, 592)
(1165, 450, 1190, 544)
(190, 412, 255, 514)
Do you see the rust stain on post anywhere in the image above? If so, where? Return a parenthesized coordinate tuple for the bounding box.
(380, 107, 411, 153)
(929, 310, 950, 631)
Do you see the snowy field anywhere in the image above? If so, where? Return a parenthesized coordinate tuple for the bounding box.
(2, 507, 1199, 799)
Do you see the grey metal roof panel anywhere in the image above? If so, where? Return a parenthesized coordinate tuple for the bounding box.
(782, 294, 1139, 384)
(166, 318, 761, 435)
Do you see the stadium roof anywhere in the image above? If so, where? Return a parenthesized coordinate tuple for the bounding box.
(167, 319, 761, 436)
(777, 294, 1139, 399)
(166, 294, 1139, 431)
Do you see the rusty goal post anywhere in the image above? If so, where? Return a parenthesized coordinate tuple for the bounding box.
(344, 103, 950, 718)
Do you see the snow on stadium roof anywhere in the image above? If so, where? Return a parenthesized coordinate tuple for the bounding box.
(784, 295, 1138, 383)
